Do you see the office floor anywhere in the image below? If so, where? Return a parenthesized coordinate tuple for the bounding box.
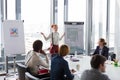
(0, 68, 19, 80)
(0, 73, 18, 80)
(0, 76, 18, 80)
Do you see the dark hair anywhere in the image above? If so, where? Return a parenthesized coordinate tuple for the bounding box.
(99, 38, 107, 45)
(90, 54, 106, 69)
(33, 40, 43, 52)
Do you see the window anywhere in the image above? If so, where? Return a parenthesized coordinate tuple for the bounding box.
(58, 0, 64, 45)
(92, 0, 107, 48)
(21, 0, 50, 52)
(0, 0, 16, 73)
(67, 0, 86, 49)
(7, 0, 16, 20)
(68, 0, 86, 21)
(0, 23, 1, 57)
(109, 0, 115, 47)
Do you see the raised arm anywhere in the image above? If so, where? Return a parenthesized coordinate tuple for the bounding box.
(41, 32, 51, 41)
(39, 50, 49, 68)
(39, 54, 49, 68)
(40, 50, 49, 64)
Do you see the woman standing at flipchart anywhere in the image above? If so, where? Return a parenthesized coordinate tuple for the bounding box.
(41, 24, 65, 56)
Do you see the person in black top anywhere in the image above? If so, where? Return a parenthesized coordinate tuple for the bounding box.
(50, 44, 75, 80)
(93, 38, 109, 59)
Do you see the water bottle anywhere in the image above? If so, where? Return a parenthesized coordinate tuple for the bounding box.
(108, 55, 111, 61)
(74, 51, 77, 58)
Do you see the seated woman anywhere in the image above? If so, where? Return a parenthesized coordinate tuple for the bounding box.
(25, 40, 49, 78)
(93, 38, 109, 59)
(50, 44, 75, 80)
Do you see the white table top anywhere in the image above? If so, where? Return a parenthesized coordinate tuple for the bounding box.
(65, 55, 120, 80)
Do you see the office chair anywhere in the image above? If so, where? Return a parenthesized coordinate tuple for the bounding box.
(25, 72, 50, 80)
(16, 63, 27, 80)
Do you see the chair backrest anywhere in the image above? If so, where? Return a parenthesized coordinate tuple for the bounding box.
(16, 63, 27, 80)
(111, 53, 116, 61)
(40, 77, 50, 80)
(36, 73, 50, 80)
(25, 72, 50, 80)
(25, 72, 40, 80)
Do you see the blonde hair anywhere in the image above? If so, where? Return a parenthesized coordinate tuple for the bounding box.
(59, 44, 69, 57)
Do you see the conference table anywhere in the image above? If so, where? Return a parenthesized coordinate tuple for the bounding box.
(64, 55, 120, 80)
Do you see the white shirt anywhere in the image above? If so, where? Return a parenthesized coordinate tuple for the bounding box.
(99, 48, 103, 55)
(45, 32, 62, 45)
(25, 51, 49, 75)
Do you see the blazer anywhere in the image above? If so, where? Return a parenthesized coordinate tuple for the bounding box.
(50, 55, 74, 80)
(81, 69, 110, 80)
(93, 46, 109, 59)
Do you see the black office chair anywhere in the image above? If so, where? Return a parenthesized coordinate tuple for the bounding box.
(111, 53, 116, 61)
(108, 52, 116, 61)
(25, 72, 50, 80)
(16, 63, 27, 80)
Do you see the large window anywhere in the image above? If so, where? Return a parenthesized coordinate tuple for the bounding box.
(92, 0, 115, 49)
(56, 0, 86, 47)
(109, 0, 115, 47)
(21, 0, 50, 52)
(0, 0, 51, 74)
(68, 0, 86, 50)
(0, 0, 16, 74)
(68, 0, 86, 21)
(0, 23, 1, 57)
(7, 0, 16, 20)
(58, 0, 64, 45)
(92, 0, 107, 48)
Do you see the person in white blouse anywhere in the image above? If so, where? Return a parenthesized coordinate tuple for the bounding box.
(41, 24, 65, 55)
(25, 40, 49, 77)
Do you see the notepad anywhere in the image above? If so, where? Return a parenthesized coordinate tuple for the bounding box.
(70, 57, 79, 62)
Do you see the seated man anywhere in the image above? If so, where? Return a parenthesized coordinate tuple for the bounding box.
(25, 40, 49, 78)
(81, 54, 110, 80)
